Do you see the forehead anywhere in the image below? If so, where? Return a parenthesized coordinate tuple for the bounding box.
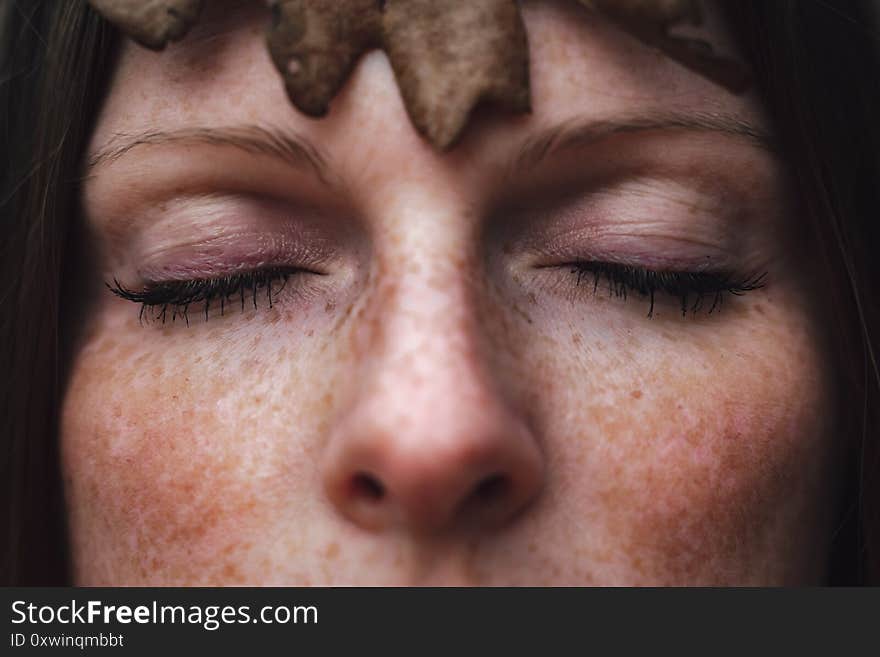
(89, 0, 769, 160)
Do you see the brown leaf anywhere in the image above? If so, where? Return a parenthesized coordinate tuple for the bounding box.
(266, 0, 530, 150)
(87, 0, 204, 50)
(381, 0, 530, 150)
(88, 0, 748, 150)
(265, 0, 383, 117)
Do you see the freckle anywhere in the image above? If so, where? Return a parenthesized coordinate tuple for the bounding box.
(387, 229, 403, 248)
(571, 332, 582, 346)
(324, 542, 339, 559)
(325, 300, 335, 314)
(631, 389, 642, 399)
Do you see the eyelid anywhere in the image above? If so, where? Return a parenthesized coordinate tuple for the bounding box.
(524, 230, 739, 274)
(137, 232, 336, 279)
(496, 178, 749, 267)
(104, 192, 346, 273)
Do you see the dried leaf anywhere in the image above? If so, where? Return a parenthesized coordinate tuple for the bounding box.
(87, 0, 204, 50)
(266, 0, 530, 149)
(266, 0, 383, 117)
(381, 0, 530, 150)
(88, 0, 750, 150)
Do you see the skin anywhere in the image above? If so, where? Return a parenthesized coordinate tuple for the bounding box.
(62, 0, 842, 584)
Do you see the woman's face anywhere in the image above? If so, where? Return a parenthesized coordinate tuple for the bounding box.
(62, 0, 841, 584)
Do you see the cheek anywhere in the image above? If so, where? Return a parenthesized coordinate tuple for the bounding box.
(520, 305, 837, 584)
(60, 321, 332, 585)
(591, 387, 829, 584)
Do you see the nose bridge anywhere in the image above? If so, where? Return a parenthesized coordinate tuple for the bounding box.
(361, 253, 501, 450)
(361, 277, 501, 471)
(321, 200, 545, 535)
(379, 275, 482, 414)
(356, 199, 489, 416)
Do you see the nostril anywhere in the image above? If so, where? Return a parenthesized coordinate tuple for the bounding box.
(351, 472, 385, 501)
(474, 473, 509, 503)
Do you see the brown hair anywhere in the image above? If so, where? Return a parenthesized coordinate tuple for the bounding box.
(723, 1, 880, 583)
(0, 1, 116, 584)
(1, 0, 878, 584)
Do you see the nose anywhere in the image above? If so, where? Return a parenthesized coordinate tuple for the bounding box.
(321, 278, 544, 536)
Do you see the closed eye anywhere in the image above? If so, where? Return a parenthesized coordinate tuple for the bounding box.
(106, 266, 305, 325)
(566, 261, 767, 318)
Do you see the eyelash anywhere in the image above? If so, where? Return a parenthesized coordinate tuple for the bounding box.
(107, 267, 296, 326)
(107, 261, 765, 326)
(567, 261, 766, 318)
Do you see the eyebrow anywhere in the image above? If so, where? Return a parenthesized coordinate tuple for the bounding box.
(86, 111, 772, 186)
(510, 110, 775, 174)
(86, 124, 330, 183)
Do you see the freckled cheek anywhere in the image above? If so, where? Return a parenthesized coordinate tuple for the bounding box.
(526, 319, 835, 582)
(641, 400, 823, 576)
(59, 334, 334, 584)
